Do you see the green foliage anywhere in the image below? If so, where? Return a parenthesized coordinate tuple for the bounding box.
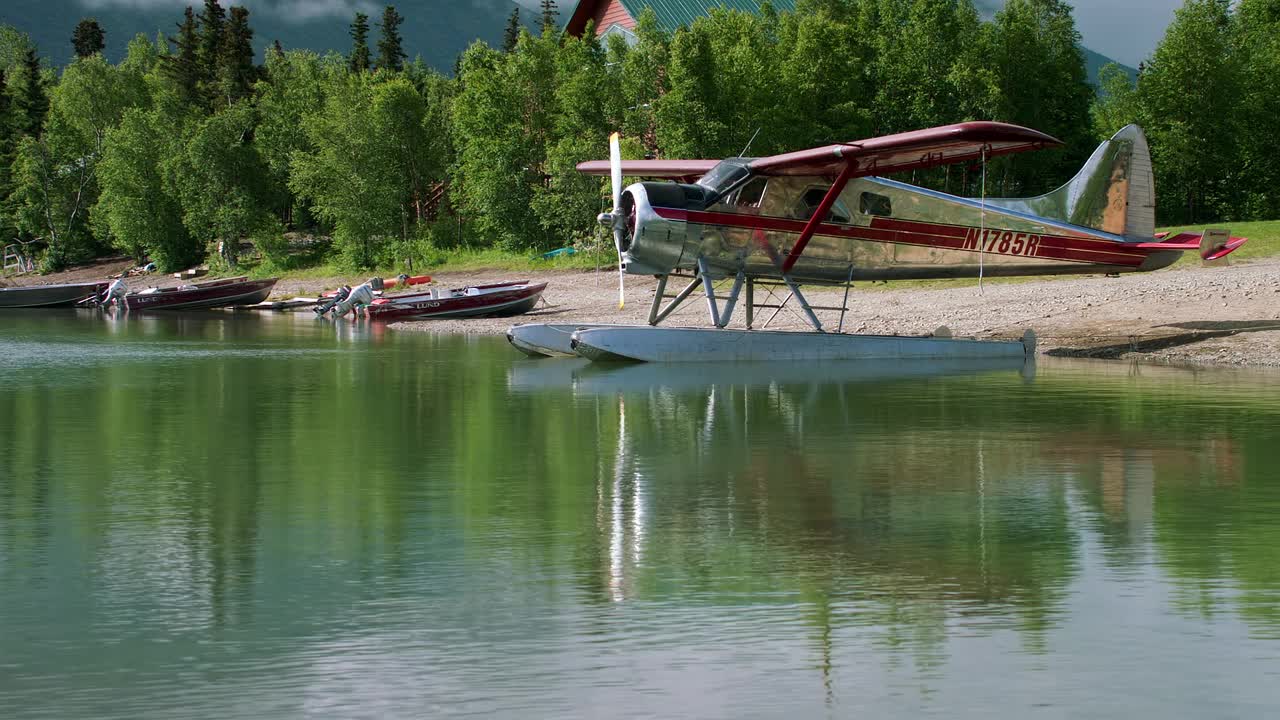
(1092, 62, 1139, 138)
(10, 54, 149, 267)
(348, 12, 371, 73)
(376, 6, 406, 73)
(1137, 0, 1238, 224)
(72, 18, 106, 59)
(97, 107, 193, 267)
(217, 7, 256, 106)
(986, 0, 1094, 194)
(167, 101, 273, 267)
(163, 8, 201, 106)
(291, 74, 438, 268)
(502, 8, 521, 53)
(12, 47, 49, 137)
(0, 70, 16, 238)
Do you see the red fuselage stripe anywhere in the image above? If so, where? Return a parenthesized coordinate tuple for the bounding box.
(651, 207, 1152, 267)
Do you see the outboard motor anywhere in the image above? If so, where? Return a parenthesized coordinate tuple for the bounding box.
(315, 284, 352, 315)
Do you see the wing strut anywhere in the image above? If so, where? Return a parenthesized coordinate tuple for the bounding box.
(781, 161, 856, 274)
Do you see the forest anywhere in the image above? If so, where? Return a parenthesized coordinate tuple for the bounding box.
(0, 0, 1275, 273)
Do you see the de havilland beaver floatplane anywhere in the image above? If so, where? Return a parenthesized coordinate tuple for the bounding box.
(508, 122, 1245, 362)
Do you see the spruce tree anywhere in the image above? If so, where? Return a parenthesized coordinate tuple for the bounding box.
(376, 5, 406, 72)
(271, 39, 284, 58)
(540, 0, 559, 35)
(197, 0, 226, 100)
(503, 8, 521, 52)
(164, 7, 202, 106)
(0, 70, 15, 238)
(71, 18, 106, 59)
(349, 12, 371, 72)
(218, 6, 256, 104)
(13, 48, 48, 137)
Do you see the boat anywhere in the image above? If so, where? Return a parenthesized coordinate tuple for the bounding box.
(364, 280, 547, 322)
(115, 276, 279, 311)
(0, 280, 109, 308)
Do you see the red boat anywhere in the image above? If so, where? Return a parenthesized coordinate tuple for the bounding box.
(120, 276, 279, 311)
(365, 280, 547, 322)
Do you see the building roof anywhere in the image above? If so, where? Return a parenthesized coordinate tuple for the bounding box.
(567, 0, 798, 37)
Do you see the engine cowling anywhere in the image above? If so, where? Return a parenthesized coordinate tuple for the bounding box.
(619, 182, 715, 276)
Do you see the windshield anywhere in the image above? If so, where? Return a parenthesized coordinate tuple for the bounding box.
(696, 159, 752, 195)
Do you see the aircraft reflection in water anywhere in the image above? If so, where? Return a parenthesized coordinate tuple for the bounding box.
(509, 357, 1266, 663)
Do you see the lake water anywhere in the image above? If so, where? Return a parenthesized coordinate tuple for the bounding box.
(2, 310, 1279, 719)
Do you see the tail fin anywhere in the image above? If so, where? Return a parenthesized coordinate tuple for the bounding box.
(988, 125, 1155, 240)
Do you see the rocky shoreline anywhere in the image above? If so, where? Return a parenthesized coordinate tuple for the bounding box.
(7, 255, 1278, 368)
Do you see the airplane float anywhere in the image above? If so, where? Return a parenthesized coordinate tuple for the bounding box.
(508, 122, 1245, 362)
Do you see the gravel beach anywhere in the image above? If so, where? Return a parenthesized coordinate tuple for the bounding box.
(8, 255, 1277, 367)
(394, 258, 1280, 368)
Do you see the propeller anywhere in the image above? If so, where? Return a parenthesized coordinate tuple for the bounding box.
(596, 132, 627, 310)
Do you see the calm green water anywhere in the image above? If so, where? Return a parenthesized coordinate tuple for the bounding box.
(2, 311, 1280, 719)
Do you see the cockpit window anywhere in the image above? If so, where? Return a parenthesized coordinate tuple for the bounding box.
(733, 177, 768, 207)
(696, 159, 752, 196)
(792, 186, 851, 224)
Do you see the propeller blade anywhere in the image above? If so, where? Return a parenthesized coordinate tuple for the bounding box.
(609, 132, 625, 309)
(614, 225, 626, 309)
(609, 132, 622, 216)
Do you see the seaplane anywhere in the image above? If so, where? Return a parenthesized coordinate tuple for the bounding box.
(508, 122, 1245, 362)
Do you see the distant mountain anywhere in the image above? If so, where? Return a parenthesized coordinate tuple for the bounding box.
(0, 0, 537, 71)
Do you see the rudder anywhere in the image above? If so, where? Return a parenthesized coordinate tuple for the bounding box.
(987, 125, 1156, 241)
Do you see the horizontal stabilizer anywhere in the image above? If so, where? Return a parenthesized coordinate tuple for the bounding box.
(1136, 230, 1247, 260)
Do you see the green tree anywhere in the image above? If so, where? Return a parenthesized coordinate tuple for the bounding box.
(217, 6, 256, 105)
(255, 50, 334, 227)
(450, 36, 552, 249)
(11, 54, 149, 267)
(349, 12, 371, 72)
(533, 28, 611, 245)
(71, 18, 106, 59)
(197, 0, 227, 104)
(605, 9, 669, 158)
(0, 69, 17, 239)
(1092, 62, 1139, 138)
(1233, 0, 1280, 219)
(168, 102, 272, 267)
(291, 75, 437, 267)
(0, 24, 35, 72)
(503, 8, 521, 53)
(773, 5, 874, 149)
(376, 5, 406, 73)
(97, 108, 192, 266)
(12, 47, 49, 137)
(1137, 0, 1239, 223)
(866, 0, 989, 135)
(164, 7, 201, 107)
(540, 0, 560, 35)
(988, 0, 1094, 194)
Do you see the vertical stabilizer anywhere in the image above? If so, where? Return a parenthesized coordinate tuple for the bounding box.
(987, 125, 1156, 240)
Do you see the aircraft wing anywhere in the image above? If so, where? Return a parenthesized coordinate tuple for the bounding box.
(576, 159, 720, 179)
(749, 122, 1061, 177)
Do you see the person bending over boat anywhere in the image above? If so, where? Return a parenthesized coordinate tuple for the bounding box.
(100, 279, 129, 310)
